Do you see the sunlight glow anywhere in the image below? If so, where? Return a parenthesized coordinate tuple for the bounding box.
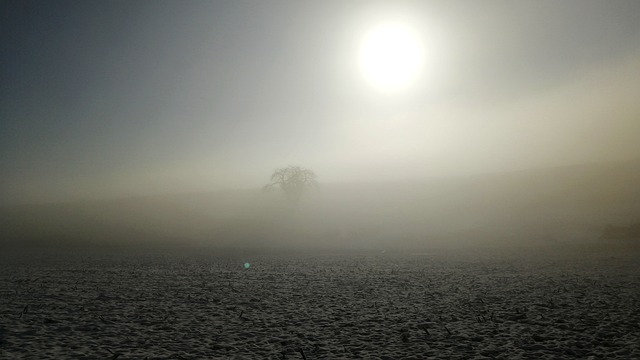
(358, 23, 425, 91)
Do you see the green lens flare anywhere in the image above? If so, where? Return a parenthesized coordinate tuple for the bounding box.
(244, 262, 251, 269)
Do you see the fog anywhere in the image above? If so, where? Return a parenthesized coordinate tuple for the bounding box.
(1, 1, 640, 250)
(2, 160, 638, 251)
(2, 1, 640, 205)
(4, 5, 640, 358)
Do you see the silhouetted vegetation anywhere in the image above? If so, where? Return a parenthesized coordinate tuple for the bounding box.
(601, 222, 640, 239)
(1, 160, 639, 251)
(263, 166, 318, 206)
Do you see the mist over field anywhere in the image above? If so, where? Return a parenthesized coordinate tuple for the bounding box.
(2, 2, 640, 358)
(2, 159, 638, 251)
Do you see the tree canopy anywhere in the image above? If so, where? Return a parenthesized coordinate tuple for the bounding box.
(263, 166, 318, 205)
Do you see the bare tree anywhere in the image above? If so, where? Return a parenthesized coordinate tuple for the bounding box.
(263, 166, 318, 205)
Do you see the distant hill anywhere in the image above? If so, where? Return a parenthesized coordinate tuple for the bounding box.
(2, 159, 639, 250)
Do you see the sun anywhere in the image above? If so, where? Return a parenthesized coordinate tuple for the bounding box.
(358, 23, 425, 91)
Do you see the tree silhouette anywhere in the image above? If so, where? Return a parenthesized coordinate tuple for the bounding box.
(263, 166, 318, 205)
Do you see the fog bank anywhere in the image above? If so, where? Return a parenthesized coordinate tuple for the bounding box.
(2, 160, 638, 251)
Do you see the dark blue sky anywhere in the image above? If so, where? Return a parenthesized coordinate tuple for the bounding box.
(2, 0, 640, 204)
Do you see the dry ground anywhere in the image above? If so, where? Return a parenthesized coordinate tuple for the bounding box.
(1, 245, 639, 359)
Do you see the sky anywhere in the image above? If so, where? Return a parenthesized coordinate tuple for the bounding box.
(1, 0, 640, 204)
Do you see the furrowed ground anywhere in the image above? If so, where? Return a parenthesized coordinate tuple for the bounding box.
(1, 245, 639, 359)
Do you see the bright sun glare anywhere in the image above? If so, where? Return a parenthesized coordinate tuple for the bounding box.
(358, 23, 425, 91)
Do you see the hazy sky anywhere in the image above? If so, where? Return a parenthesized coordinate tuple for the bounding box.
(2, 0, 639, 204)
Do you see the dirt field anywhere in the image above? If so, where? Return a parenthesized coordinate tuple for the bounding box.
(1, 246, 639, 359)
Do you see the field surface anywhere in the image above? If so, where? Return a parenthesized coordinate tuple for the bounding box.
(1, 246, 639, 359)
